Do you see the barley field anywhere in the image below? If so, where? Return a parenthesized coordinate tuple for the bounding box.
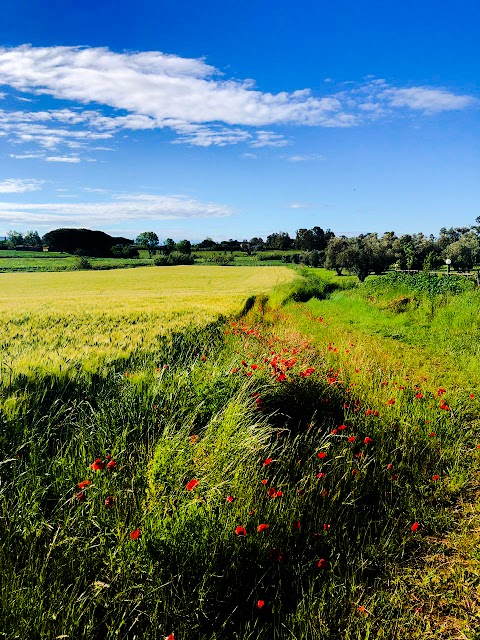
(0, 265, 296, 375)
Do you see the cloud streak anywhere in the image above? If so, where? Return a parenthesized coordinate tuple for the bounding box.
(0, 178, 44, 193)
(0, 193, 234, 226)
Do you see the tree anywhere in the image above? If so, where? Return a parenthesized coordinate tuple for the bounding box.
(136, 231, 159, 257)
(23, 230, 42, 247)
(175, 239, 192, 255)
(164, 238, 175, 255)
(266, 232, 294, 250)
(445, 232, 480, 271)
(43, 228, 121, 256)
(6, 230, 24, 248)
(295, 226, 334, 251)
(324, 237, 350, 275)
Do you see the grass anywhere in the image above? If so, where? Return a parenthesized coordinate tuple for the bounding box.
(0, 267, 479, 638)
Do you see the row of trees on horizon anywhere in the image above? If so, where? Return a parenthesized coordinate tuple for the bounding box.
(2, 220, 480, 279)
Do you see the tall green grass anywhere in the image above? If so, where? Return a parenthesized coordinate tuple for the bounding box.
(0, 270, 479, 638)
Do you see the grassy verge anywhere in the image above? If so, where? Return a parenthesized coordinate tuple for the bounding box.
(0, 269, 479, 638)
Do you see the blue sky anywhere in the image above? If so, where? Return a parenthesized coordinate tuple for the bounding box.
(0, 0, 478, 242)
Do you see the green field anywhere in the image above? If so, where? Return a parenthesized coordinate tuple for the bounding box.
(1, 266, 479, 639)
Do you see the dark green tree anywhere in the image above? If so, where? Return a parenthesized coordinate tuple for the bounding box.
(136, 231, 159, 257)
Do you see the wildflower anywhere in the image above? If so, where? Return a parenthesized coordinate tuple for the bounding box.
(90, 458, 105, 471)
(261, 479, 269, 485)
(186, 478, 198, 491)
(364, 437, 373, 444)
(189, 434, 198, 444)
(358, 605, 366, 614)
(439, 402, 450, 411)
(391, 474, 398, 480)
(429, 432, 436, 438)
(317, 452, 327, 459)
(292, 521, 301, 530)
(165, 634, 175, 640)
(263, 457, 273, 466)
(251, 364, 258, 370)
(226, 495, 236, 503)
(386, 463, 393, 470)
(437, 387, 446, 396)
(235, 526, 247, 536)
(78, 479, 92, 490)
(338, 424, 347, 431)
(316, 472, 326, 479)
(321, 489, 328, 497)
(106, 459, 116, 470)
(415, 393, 423, 399)
(352, 469, 358, 476)
(387, 398, 396, 405)
(130, 528, 141, 540)
(411, 521, 419, 532)
(323, 523, 331, 531)
(106, 454, 112, 460)
(257, 523, 269, 532)
(76, 492, 85, 502)
(317, 558, 329, 569)
(276, 373, 286, 382)
(104, 496, 114, 508)
(432, 474, 440, 481)
(257, 600, 265, 609)
(470, 393, 475, 399)
(348, 436, 356, 443)
(270, 548, 283, 562)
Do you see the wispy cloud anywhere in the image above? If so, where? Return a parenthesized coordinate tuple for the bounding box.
(0, 193, 234, 227)
(45, 155, 81, 163)
(284, 153, 323, 162)
(0, 178, 44, 193)
(288, 202, 309, 209)
(0, 45, 476, 153)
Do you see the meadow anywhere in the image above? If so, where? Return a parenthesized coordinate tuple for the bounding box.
(0, 266, 479, 639)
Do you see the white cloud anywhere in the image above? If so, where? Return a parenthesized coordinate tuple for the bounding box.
(0, 45, 475, 153)
(381, 87, 477, 112)
(288, 202, 309, 209)
(0, 193, 233, 226)
(0, 178, 44, 193)
(241, 152, 257, 159)
(45, 155, 81, 163)
(284, 153, 323, 162)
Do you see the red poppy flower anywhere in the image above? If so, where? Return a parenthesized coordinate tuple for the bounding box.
(104, 496, 114, 508)
(165, 634, 174, 640)
(130, 528, 141, 540)
(76, 492, 85, 502)
(276, 373, 286, 382)
(432, 474, 440, 481)
(270, 547, 283, 562)
(415, 393, 423, 399)
(292, 521, 301, 530)
(317, 452, 326, 459)
(411, 521, 419, 532)
(78, 479, 92, 490)
(106, 454, 112, 460)
(321, 489, 328, 497)
(317, 558, 329, 569)
(263, 457, 273, 466)
(257, 600, 265, 609)
(437, 387, 446, 396)
(348, 436, 356, 443)
(257, 523, 269, 532)
(251, 364, 258, 370)
(470, 393, 475, 399)
(387, 463, 393, 470)
(235, 526, 247, 536)
(387, 398, 396, 405)
(429, 432, 436, 438)
(323, 523, 331, 531)
(338, 424, 347, 431)
(90, 458, 105, 471)
(364, 437, 373, 444)
(316, 472, 326, 479)
(186, 478, 198, 491)
(226, 495, 235, 503)
(352, 469, 358, 475)
(106, 459, 116, 470)
(275, 490, 283, 497)
(391, 474, 398, 480)
(261, 479, 268, 485)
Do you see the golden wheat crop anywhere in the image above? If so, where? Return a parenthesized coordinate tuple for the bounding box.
(0, 265, 296, 375)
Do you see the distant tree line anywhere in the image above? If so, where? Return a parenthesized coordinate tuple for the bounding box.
(2, 220, 480, 277)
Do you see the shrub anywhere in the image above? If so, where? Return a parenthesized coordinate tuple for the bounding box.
(154, 252, 195, 266)
(72, 256, 92, 270)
